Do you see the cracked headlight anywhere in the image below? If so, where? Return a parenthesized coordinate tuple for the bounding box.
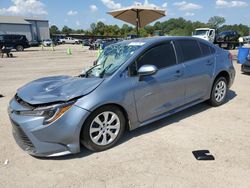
(17, 101, 75, 125)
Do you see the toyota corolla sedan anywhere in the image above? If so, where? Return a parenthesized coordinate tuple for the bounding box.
(8, 37, 235, 157)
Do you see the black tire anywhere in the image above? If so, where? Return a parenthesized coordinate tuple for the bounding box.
(228, 44, 234, 50)
(16, 45, 24, 51)
(81, 105, 126, 152)
(209, 77, 228, 107)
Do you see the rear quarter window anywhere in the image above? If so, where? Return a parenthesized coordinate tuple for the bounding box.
(199, 42, 216, 56)
(176, 40, 202, 62)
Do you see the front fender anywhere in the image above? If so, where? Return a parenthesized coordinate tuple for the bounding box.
(75, 76, 140, 130)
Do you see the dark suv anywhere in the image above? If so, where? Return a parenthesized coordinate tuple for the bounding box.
(0, 34, 30, 51)
(216, 31, 240, 43)
(215, 30, 240, 50)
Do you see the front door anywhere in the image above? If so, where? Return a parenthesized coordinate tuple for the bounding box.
(131, 42, 186, 122)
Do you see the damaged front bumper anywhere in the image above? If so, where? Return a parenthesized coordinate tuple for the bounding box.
(8, 97, 90, 157)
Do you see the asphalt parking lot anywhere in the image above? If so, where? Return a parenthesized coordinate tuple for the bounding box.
(0, 44, 250, 188)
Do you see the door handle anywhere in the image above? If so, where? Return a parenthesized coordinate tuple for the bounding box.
(174, 70, 183, 77)
(206, 60, 214, 65)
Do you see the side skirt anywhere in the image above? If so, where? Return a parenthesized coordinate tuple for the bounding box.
(138, 98, 207, 128)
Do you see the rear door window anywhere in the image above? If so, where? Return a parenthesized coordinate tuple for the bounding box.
(176, 40, 202, 62)
(199, 42, 216, 56)
(137, 43, 177, 70)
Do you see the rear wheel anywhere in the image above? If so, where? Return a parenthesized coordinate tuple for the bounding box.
(209, 77, 228, 107)
(16, 45, 24, 51)
(81, 105, 125, 152)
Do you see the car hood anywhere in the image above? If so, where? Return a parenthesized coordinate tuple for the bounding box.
(17, 76, 104, 105)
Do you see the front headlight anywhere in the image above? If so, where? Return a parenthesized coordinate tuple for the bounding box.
(17, 101, 75, 125)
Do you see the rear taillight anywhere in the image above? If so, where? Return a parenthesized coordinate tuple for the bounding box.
(229, 52, 233, 61)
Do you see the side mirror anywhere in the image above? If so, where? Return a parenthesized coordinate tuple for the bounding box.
(138, 65, 158, 81)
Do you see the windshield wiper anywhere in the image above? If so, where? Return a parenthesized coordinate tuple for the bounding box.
(99, 64, 113, 78)
(79, 64, 101, 78)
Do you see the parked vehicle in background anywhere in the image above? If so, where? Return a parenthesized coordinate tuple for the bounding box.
(29, 40, 40, 47)
(193, 28, 241, 50)
(127, 34, 139, 39)
(192, 28, 216, 43)
(8, 37, 235, 157)
(0, 34, 29, 51)
(215, 30, 240, 50)
(82, 39, 91, 46)
(89, 38, 122, 50)
(51, 36, 64, 45)
(241, 51, 250, 73)
(59, 37, 81, 44)
(243, 36, 250, 44)
(42, 39, 53, 47)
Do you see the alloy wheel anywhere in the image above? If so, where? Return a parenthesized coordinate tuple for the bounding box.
(89, 111, 121, 146)
(214, 80, 226, 103)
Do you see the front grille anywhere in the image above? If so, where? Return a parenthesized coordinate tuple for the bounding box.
(11, 120, 36, 153)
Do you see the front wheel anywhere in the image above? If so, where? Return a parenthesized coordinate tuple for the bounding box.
(81, 105, 125, 152)
(16, 45, 24, 51)
(209, 77, 228, 107)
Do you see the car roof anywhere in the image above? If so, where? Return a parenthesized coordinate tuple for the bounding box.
(117, 36, 205, 47)
(0, 34, 26, 37)
(195, 28, 211, 30)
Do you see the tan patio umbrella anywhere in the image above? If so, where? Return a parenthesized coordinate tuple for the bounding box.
(107, 4, 166, 35)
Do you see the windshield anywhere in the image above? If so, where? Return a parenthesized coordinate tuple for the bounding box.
(193, 30, 209, 36)
(85, 42, 143, 78)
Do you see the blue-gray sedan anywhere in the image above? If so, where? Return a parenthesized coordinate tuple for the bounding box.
(8, 37, 235, 157)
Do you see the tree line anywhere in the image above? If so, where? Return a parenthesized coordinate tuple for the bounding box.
(50, 16, 250, 37)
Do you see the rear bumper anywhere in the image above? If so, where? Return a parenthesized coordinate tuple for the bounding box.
(8, 98, 90, 157)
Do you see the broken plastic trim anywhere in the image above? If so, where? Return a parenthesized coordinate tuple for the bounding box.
(192, 150, 215, 161)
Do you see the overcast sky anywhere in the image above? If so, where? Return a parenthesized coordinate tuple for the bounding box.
(0, 0, 249, 29)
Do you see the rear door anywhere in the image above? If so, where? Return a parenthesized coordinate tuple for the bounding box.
(174, 39, 215, 103)
(131, 42, 186, 122)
